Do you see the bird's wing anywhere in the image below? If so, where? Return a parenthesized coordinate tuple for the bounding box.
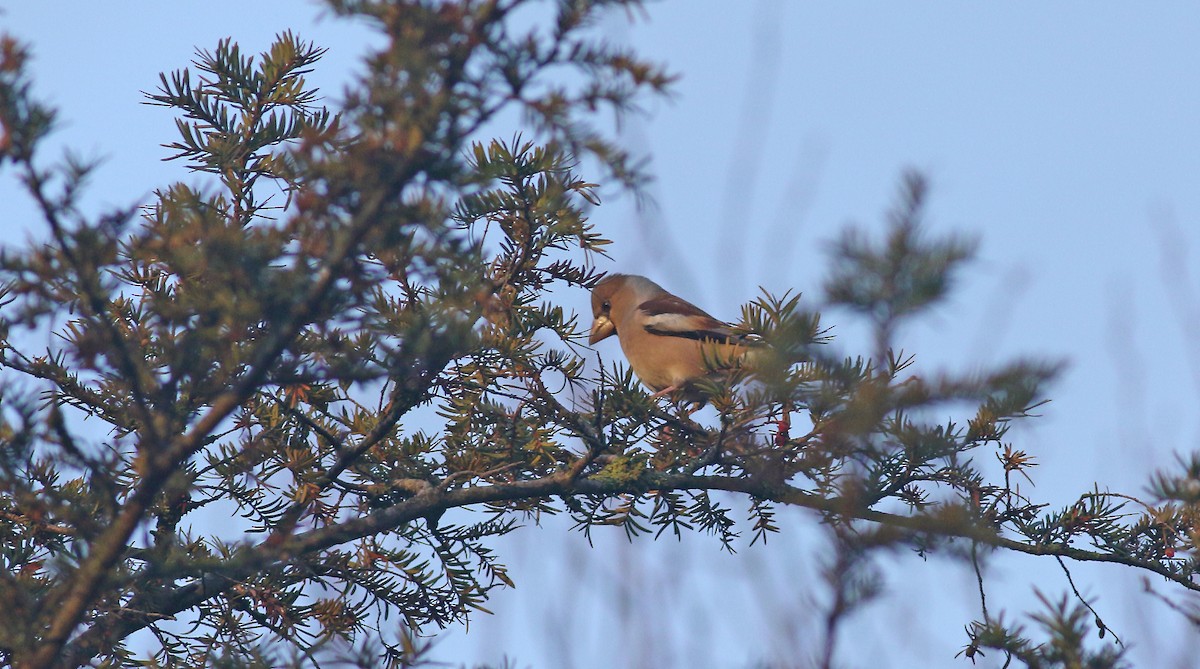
(638, 295, 745, 344)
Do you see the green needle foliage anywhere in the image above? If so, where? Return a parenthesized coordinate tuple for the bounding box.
(0, 3, 1195, 668)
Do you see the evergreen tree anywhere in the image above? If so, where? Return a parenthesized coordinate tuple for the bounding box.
(0, 2, 1195, 667)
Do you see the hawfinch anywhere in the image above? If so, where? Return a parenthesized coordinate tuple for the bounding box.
(588, 274, 757, 398)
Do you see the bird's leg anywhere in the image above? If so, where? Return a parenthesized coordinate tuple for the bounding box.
(649, 385, 680, 399)
(650, 386, 706, 417)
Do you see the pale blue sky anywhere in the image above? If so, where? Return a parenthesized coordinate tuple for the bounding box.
(3, 2, 1200, 667)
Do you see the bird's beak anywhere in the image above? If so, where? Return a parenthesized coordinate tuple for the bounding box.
(589, 315, 615, 345)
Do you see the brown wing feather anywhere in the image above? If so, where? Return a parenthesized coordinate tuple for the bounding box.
(638, 295, 717, 320)
(639, 297, 767, 348)
(638, 295, 745, 344)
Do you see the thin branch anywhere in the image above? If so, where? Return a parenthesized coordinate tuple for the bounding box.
(972, 541, 989, 623)
(1055, 555, 1123, 646)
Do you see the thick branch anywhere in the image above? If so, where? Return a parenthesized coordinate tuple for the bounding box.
(26, 186, 401, 669)
(59, 467, 1192, 666)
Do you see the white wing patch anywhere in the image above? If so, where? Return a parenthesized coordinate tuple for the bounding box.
(641, 311, 712, 336)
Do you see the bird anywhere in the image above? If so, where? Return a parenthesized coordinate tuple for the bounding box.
(588, 274, 760, 399)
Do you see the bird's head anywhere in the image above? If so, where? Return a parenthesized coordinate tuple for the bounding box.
(588, 274, 626, 344)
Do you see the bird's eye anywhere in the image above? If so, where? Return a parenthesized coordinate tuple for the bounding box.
(601, 300, 611, 312)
